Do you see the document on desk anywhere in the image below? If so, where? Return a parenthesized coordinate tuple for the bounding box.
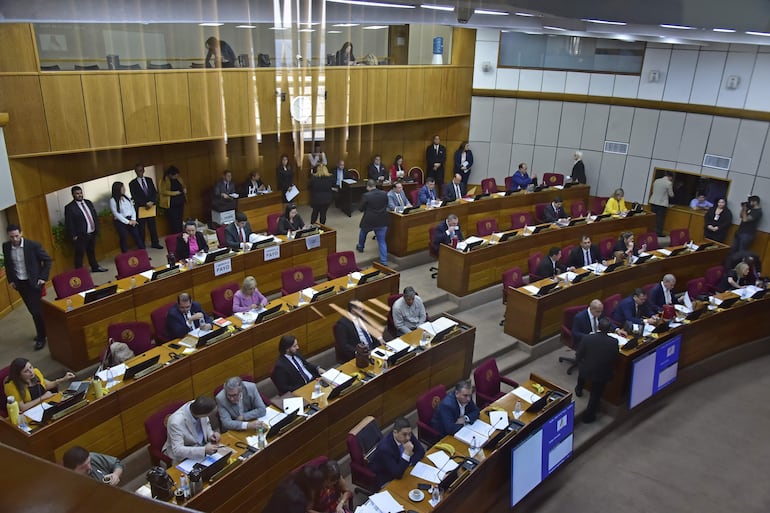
(22, 402, 53, 423)
(342, 178, 358, 184)
(301, 287, 318, 299)
(322, 368, 353, 386)
(608, 332, 629, 347)
(189, 327, 213, 338)
(558, 271, 577, 282)
(139, 270, 154, 280)
(427, 450, 460, 473)
(385, 338, 410, 353)
(176, 450, 228, 474)
(234, 311, 258, 325)
(511, 386, 541, 404)
(410, 461, 442, 483)
(418, 316, 458, 335)
(259, 407, 285, 426)
(657, 248, 672, 256)
(738, 285, 762, 299)
(488, 410, 509, 429)
(283, 397, 304, 415)
(96, 363, 127, 382)
(454, 424, 490, 447)
(367, 491, 404, 513)
(371, 347, 394, 360)
(522, 285, 540, 295)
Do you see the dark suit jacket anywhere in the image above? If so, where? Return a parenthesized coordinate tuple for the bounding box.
(272, 353, 320, 394)
(129, 176, 158, 209)
(308, 175, 336, 206)
(175, 232, 208, 260)
(432, 221, 464, 253)
(165, 301, 213, 340)
(566, 245, 601, 269)
(334, 316, 380, 361)
(417, 185, 437, 205)
(542, 203, 567, 223)
(612, 296, 653, 325)
(430, 393, 480, 436)
(277, 214, 305, 235)
(576, 332, 619, 382)
(613, 239, 640, 258)
(64, 199, 100, 237)
(571, 309, 603, 348)
(367, 164, 388, 181)
(426, 144, 446, 171)
(369, 432, 426, 489)
(571, 160, 586, 184)
(453, 148, 473, 174)
(224, 222, 253, 251)
(332, 167, 352, 187)
(359, 189, 389, 230)
(3, 239, 52, 287)
(212, 180, 237, 211)
(535, 256, 564, 279)
(276, 165, 293, 195)
(647, 283, 678, 313)
(442, 182, 466, 202)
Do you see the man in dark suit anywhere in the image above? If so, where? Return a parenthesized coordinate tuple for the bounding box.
(648, 274, 680, 313)
(212, 169, 238, 211)
(430, 380, 480, 436)
(542, 196, 567, 223)
(334, 300, 382, 361)
(3, 224, 52, 350)
(356, 180, 389, 265)
(566, 235, 603, 269)
(613, 289, 658, 327)
(369, 417, 425, 489)
(128, 164, 163, 249)
(575, 318, 619, 423)
(442, 173, 466, 202)
(165, 292, 213, 340)
(417, 177, 438, 206)
(571, 151, 586, 184)
(64, 186, 107, 272)
(535, 246, 565, 279)
(175, 220, 209, 260)
(432, 214, 464, 254)
(332, 159, 352, 188)
(272, 334, 323, 394)
(426, 134, 447, 190)
(367, 155, 388, 182)
(571, 299, 605, 349)
(224, 212, 253, 251)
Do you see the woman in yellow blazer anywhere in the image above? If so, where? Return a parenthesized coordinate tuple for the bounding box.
(603, 188, 628, 215)
(159, 165, 187, 234)
(4, 358, 74, 412)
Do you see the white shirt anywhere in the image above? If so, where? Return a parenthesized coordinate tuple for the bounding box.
(109, 196, 138, 225)
(10, 239, 28, 280)
(662, 282, 672, 304)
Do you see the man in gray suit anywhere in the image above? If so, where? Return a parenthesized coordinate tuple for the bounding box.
(649, 172, 674, 237)
(386, 182, 412, 211)
(162, 396, 221, 465)
(215, 377, 268, 431)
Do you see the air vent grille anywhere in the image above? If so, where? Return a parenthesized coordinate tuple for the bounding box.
(604, 141, 628, 155)
(703, 154, 731, 171)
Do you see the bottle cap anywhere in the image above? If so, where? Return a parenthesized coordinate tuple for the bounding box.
(7, 395, 14, 403)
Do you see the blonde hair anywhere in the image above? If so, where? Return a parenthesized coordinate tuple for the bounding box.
(315, 164, 330, 177)
(735, 262, 749, 277)
(241, 276, 257, 294)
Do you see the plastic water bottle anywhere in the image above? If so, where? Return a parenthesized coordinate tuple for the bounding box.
(347, 273, 354, 287)
(514, 400, 523, 418)
(18, 413, 29, 431)
(93, 379, 104, 399)
(470, 435, 478, 452)
(130, 276, 136, 289)
(257, 425, 266, 450)
(180, 474, 190, 498)
(313, 379, 321, 396)
(431, 484, 441, 504)
(66, 298, 73, 312)
(106, 368, 115, 389)
(381, 358, 388, 373)
(7, 396, 19, 427)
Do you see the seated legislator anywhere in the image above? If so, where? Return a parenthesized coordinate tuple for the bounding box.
(165, 292, 213, 340)
(536, 247, 566, 279)
(332, 160, 352, 189)
(566, 235, 603, 269)
(367, 155, 388, 182)
(722, 262, 752, 290)
(4, 357, 75, 412)
(508, 162, 536, 192)
(212, 169, 238, 211)
(243, 170, 267, 196)
(571, 299, 605, 348)
(162, 396, 221, 465)
(62, 445, 124, 486)
(273, 334, 324, 394)
(613, 231, 645, 260)
(432, 214, 464, 254)
(387, 182, 412, 211)
(369, 417, 426, 489)
(392, 286, 427, 335)
(417, 177, 438, 205)
(176, 219, 208, 260)
(334, 300, 382, 361)
(542, 197, 568, 223)
(225, 211, 253, 251)
(648, 274, 680, 313)
(612, 289, 657, 327)
(263, 465, 324, 513)
(430, 380, 480, 436)
(233, 276, 268, 313)
(442, 173, 466, 202)
(215, 376, 267, 431)
(603, 188, 628, 215)
(690, 193, 713, 211)
(276, 204, 306, 236)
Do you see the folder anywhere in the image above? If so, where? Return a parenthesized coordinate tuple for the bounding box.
(138, 205, 157, 219)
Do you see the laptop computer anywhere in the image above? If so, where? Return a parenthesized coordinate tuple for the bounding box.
(357, 270, 380, 285)
(695, 242, 715, 252)
(256, 303, 283, 322)
(571, 272, 590, 284)
(151, 266, 180, 281)
(266, 411, 300, 438)
(634, 254, 654, 265)
(525, 391, 553, 413)
(295, 226, 320, 238)
(463, 239, 484, 253)
(123, 354, 162, 380)
(603, 261, 624, 273)
(63, 381, 91, 397)
(41, 390, 88, 423)
(535, 282, 560, 296)
(202, 248, 230, 264)
(652, 321, 670, 334)
(310, 286, 336, 302)
(194, 450, 234, 483)
(195, 328, 229, 348)
(83, 284, 119, 304)
(499, 230, 518, 242)
(717, 296, 740, 309)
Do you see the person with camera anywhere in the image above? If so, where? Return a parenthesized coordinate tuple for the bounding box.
(62, 446, 124, 485)
(732, 195, 762, 254)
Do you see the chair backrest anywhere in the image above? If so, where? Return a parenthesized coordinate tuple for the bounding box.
(267, 212, 282, 236)
(592, 196, 609, 215)
(210, 281, 239, 318)
(347, 416, 381, 492)
(561, 305, 586, 350)
(386, 293, 404, 335)
(150, 302, 176, 344)
(473, 359, 503, 403)
(215, 225, 227, 248)
(638, 232, 659, 251)
(599, 237, 616, 260)
(281, 266, 315, 295)
(641, 282, 656, 296)
(0, 365, 10, 416)
(687, 277, 707, 300)
(145, 400, 186, 466)
(502, 266, 524, 304)
(428, 225, 439, 258)
(705, 265, 726, 292)
(115, 249, 152, 279)
(165, 233, 180, 257)
(510, 211, 532, 229)
(52, 268, 95, 299)
(327, 251, 360, 279)
(148, 62, 173, 69)
(504, 176, 514, 191)
(480, 178, 498, 194)
(571, 200, 587, 218)
(560, 245, 575, 267)
(409, 188, 419, 206)
(348, 169, 360, 180)
(408, 167, 424, 184)
(543, 173, 564, 186)
(292, 456, 329, 475)
(476, 218, 498, 237)
(528, 252, 544, 281)
(670, 228, 691, 247)
(534, 203, 548, 223)
(213, 374, 257, 397)
(416, 384, 445, 426)
(603, 293, 622, 320)
(107, 321, 154, 354)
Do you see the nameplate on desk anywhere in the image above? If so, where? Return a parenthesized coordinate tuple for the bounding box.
(264, 245, 280, 261)
(305, 234, 321, 250)
(213, 258, 232, 277)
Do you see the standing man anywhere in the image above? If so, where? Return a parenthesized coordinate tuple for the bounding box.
(575, 318, 619, 423)
(571, 299, 605, 349)
(212, 169, 238, 212)
(356, 180, 389, 266)
(62, 446, 124, 485)
(128, 164, 163, 250)
(64, 186, 107, 272)
(426, 134, 447, 190)
(215, 376, 267, 431)
(367, 155, 388, 182)
(430, 380, 480, 436)
(3, 224, 52, 350)
(732, 195, 762, 254)
(369, 417, 426, 488)
(571, 151, 586, 184)
(649, 172, 674, 237)
(442, 173, 466, 202)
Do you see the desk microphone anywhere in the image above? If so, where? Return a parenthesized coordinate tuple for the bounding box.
(486, 415, 508, 437)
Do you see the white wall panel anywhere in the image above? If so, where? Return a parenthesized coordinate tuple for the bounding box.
(512, 100, 539, 145)
(510, 144, 534, 173)
(690, 51, 727, 106)
(756, 127, 770, 179)
(490, 98, 516, 143)
(751, 176, 770, 231)
(652, 111, 685, 161)
(623, 156, 653, 204)
(581, 104, 610, 151)
(597, 153, 626, 197)
(534, 101, 562, 147)
(744, 54, 770, 112)
(674, 162, 702, 174)
(495, 68, 519, 91)
(702, 167, 727, 179)
(469, 141, 490, 179)
(557, 103, 586, 149)
(518, 69, 543, 91)
(629, 108, 660, 158)
(555, 147, 579, 177)
(613, 75, 640, 98)
(706, 117, 740, 157)
(677, 113, 712, 165)
(476, 28, 500, 42)
(487, 142, 513, 178)
(473, 41, 498, 89)
(607, 106, 634, 142)
(532, 145, 557, 174)
(541, 71, 566, 93)
(662, 50, 698, 103)
(581, 150, 604, 193)
(588, 74, 614, 97)
(731, 120, 769, 174)
(469, 97, 494, 142)
(564, 72, 590, 94)
(637, 48, 671, 101)
(716, 51, 756, 109)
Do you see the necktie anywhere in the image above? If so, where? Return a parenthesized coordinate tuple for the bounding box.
(79, 201, 95, 233)
(455, 184, 461, 199)
(239, 228, 245, 243)
(195, 418, 205, 444)
(291, 356, 309, 384)
(635, 303, 639, 317)
(141, 178, 148, 194)
(397, 193, 403, 206)
(357, 318, 373, 346)
(592, 315, 597, 332)
(584, 249, 591, 266)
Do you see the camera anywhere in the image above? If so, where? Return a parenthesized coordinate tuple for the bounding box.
(741, 201, 748, 208)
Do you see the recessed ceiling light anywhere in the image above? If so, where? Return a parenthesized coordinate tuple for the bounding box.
(543, 26, 567, 31)
(474, 9, 508, 16)
(582, 19, 627, 26)
(515, 12, 536, 17)
(328, 30, 343, 34)
(712, 28, 736, 33)
(327, 0, 415, 8)
(298, 29, 315, 32)
(363, 25, 389, 30)
(333, 23, 359, 27)
(236, 25, 257, 29)
(660, 24, 694, 30)
(746, 30, 770, 36)
(614, 34, 635, 42)
(269, 26, 288, 30)
(420, 4, 454, 11)
(199, 22, 224, 27)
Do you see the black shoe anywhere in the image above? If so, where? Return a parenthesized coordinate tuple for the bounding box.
(91, 266, 109, 272)
(151, 244, 164, 250)
(34, 339, 47, 351)
(574, 387, 583, 397)
(356, 246, 364, 253)
(499, 319, 505, 326)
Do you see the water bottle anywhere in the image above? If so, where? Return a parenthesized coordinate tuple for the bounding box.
(347, 273, 354, 288)
(66, 298, 73, 312)
(188, 468, 202, 496)
(470, 435, 478, 452)
(257, 425, 266, 450)
(106, 367, 115, 389)
(381, 358, 388, 373)
(514, 400, 523, 418)
(93, 379, 104, 399)
(130, 276, 136, 289)
(431, 484, 441, 504)
(313, 379, 321, 396)
(18, 412, 29, 431)
(7, 396, 19, 427)
(179, 474, 190, 498)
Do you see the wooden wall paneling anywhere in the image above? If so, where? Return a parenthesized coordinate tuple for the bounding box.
(119, 73, 160, 145)
(183, 152, 218, 220)
(0, 24, 39, 72)
(348, 68, 367, 126)
(39, 74, 89, 151)
(253, 69, 278, 135)
(15, 196, 55, 263)
(8, 158, 43, 203)
(222, 71, 250, 137)
(191, 346, 253, 397)
(275, 72, 293, 133)
(455, 67, 473, 114)
(445, 115, 471, 141)
(81, 74, 126, 148)
(0, 273, 12, 318)
(423, 67, 444, 119)
(0, 75, 50, 155)
(403, 68, 426, 120)
(155, 72, 192, 141)
(385, 67, 407, 122)
(366, 68, 389, 123)
(52, 414, 125, 463)
(451, 27, 477, 67)
(188, 71, 224, 139)
(321, 69, 347, 128)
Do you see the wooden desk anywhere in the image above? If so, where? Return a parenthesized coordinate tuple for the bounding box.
(386, 185, 590, 257)
(505, 242, 730, 345)
(0, 266, 400, 461)
(236, 192, 283, 232)
(41, 228, 336, 370)
(438, 213, 655, 296)
(338, 180, 421, 217)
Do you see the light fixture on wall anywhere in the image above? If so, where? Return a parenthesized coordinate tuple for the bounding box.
(648, 69, 662, 83)
(481, 61, 493, 73)
(725, 75, 740, 89)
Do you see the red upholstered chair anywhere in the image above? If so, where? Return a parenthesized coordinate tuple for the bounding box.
(558, 305, 586, 374)
(592, 196, 609, 215)
(603, 293, 622, 322)
(534, 203, 548, 223)
(687, 277, 708, 300)
(267, 212, 282, 236)
(560, 245, 575, 267)
(327, 251, 361, 279)
(144, 400, 186, 466)
(150, 302, 176, 344)
(504, 176, 514, 191)
(348, 169, 360, 180)
(210, 281, 239, 318)
(52, 268, 95, 299)
(0, 365, 10, 416)
(416, 385, 445, 446)
(476, 218, 498, 236)
(347, 416, 382, 494)
(571, 200, 587, 218)
(528, 252, 544, 282)
(386, 293, 404, 336)
(638, 232, 659, 251)
(115, 249, 152, 279)
(281, 265, 315, 295)
(215, 225, 227, 248)
(409, 188, 419, 206)
(669, 228, 691, 247)
(473, 358, 518, 408)
(510, 211, 532, 229)
(429, 224, 439, 279)
(705, 265, 726, 293)
(107, 321, 154, 354)
(642, 282, 656, 296)
(292, 456, 330, 475)
(480, 178, 498, 194)
(502, 267, 524, 304)
(165, 233, 180, 258)
(599, 237, 616, 261)
(543, 172, 564, 186)
(408, 167, 424, 184)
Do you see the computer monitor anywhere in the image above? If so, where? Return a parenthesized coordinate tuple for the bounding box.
(123, 354, 161, 380)
(83, 284, 119, 304)
(295, 226, 320, 239)
(603, 261, 624, 273)
(202, 248, 230, 264)
(571, 272, 590, 284)
(463, 240, 484, 253)
(634, 254, 653, 265)
(251, 237, 276, 250)
(196, 328, 229, 348)
(535, 282, 560, 296)
(256, 304, 283, 322)
(525, 391, 553, 413)
(327, 377, 358, 400)
(530, 224, 549, 234)
(195, 450, 234, 482)
(499, 230, 518, 242)
(41, 391, 87, 423)
(356, 270, 380, 285)
(267, 411, 300, 438)
(151, 266, 180, 281)
(717, 296, 740, 309)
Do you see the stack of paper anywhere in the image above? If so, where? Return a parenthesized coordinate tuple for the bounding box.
(557, 271, 577, 283)
(488, 410, 509, 430)
(427, 450, 460, 474)
(259, 407, 285, 426)
(511, 386, 541, 404)
(300, 287, 318, 299)
(371, 347, 394, 360)
(368, 491, 404, 513)
(657, 248, 673, 256)
(322, 368, 353, 386)
(234, 311, 257, 324)
(453, 418, 493, 446)
(96, 363, 127, 382)
(738, 285, 762, 299)
(522, 285, 540, 295)
(608, 332, 629, 347)
(139, 270, 155, 280)
(418, 316, 458, 336)
(410, 461, 443, 483)
(385, 338, 410, 352)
